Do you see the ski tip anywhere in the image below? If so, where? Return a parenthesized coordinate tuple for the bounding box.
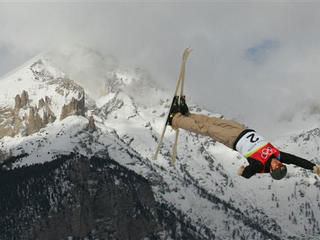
(183, 48, 192, 61)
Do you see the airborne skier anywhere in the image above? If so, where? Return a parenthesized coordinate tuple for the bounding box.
(168, 100, 320, 180)
(154, 48, 320, 180)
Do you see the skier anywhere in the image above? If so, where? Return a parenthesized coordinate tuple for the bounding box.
(168, 98, 320, 180)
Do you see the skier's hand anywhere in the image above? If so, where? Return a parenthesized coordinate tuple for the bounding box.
(314, 165, 320, 177)
(238, 166, 245, 176)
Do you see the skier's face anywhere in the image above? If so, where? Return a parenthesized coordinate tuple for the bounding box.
(270, 158, 285, 173)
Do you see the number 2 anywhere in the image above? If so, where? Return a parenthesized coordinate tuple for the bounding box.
(247, 133, 259, 143)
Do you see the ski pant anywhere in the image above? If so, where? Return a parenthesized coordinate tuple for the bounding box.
(172, 113, 247, 149)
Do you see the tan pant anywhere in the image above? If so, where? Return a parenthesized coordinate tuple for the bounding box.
(172, 113, 246, 149)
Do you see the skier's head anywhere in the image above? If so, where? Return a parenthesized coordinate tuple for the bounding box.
(270, 158, 287, 180)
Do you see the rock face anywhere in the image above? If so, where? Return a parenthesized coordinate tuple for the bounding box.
(26, 97, 56, 136)
(87, 116, 96, 132)
(60, 94, 85, 120)
(14, 90, 29, 109)
(0, 58, 86, 140)
(27, 107, 42, 135)
(0, 89, 87, 139)
(1, 91, 57, 138)
(0, 91, 34, 138)
(0, 107, 15, 138)
(0, 154, 202, 240)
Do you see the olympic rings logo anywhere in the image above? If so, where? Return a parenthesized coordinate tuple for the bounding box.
(261, 147, 275, 159)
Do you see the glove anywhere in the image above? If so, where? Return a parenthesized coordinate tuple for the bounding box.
(238, 166, 245, 176)
(314, 165, 320, 177)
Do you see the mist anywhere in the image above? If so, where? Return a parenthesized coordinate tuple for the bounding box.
(1, 1, 320, 138)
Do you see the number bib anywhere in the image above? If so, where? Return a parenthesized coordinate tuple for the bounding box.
(235, 131, 280, 173)
(235, 131, 268, 158)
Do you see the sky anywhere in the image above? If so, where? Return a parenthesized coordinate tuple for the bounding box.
(1, 1, 320, 138)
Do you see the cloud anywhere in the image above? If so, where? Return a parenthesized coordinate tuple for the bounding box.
(1, 2, 320, 138)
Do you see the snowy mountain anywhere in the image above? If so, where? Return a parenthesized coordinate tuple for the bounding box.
(0, 46, 320, 240)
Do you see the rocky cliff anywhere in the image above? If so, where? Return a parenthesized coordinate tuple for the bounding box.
(0, 91, 56, 138)
(86, 116, 96, 133)
(60, 94, 85, 120)
(0, 88, 87, 139)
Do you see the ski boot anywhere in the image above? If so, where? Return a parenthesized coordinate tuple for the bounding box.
(167, 96, 180, 126)
(180, 96, 189, 116)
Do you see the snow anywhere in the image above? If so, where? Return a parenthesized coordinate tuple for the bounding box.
(115, 69, 135, 85)
(95, 93, 116, 108)
(1, 49, 320, 239)
(93, 87, 320, 239)
(1, 116, 89, 167)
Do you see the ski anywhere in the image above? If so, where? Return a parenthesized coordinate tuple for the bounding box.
(153, 48, 191, 164)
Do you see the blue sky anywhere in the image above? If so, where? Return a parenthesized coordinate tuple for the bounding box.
(245, 40, 279, 65)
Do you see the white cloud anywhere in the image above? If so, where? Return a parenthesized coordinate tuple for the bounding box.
(1, 2, 320, 138)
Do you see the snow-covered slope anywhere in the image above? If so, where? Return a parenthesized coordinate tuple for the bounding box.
(0, 57, 78, 115)
(1, 47, 320, 239)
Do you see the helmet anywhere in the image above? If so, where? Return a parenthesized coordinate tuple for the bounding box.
(270, 165, 287, 180)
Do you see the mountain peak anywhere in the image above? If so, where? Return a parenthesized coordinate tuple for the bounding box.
(0, 45, 165, 141)
(46, 45, 162, 103)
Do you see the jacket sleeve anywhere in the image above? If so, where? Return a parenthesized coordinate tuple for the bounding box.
(280, 151, 315, 170)
(241, 160, 264, 179)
